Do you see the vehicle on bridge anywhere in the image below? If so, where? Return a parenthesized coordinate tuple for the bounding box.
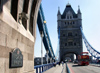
(78, 52, 89, 65)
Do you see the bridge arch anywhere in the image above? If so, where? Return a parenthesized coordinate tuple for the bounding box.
(60, 51, 79, 61)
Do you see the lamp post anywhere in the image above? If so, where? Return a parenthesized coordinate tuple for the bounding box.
(46, 50, 49, 64)
(40, 31, 44, 65)
(50, 58, 52, 63)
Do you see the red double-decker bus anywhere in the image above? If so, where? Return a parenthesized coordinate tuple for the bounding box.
(78, 52, 89, 65)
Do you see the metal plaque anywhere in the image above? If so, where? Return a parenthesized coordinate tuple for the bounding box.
(9, 48, 23, 68)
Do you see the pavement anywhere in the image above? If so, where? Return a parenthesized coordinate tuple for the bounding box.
(43, 63, 66, 73)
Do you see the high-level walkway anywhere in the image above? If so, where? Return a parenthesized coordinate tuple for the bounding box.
(43, 64, 67, 73)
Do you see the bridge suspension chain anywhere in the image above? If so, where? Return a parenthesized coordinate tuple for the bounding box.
(80, 27, 100, 59)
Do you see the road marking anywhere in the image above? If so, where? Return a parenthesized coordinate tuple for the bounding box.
(67, 64, 75, 73)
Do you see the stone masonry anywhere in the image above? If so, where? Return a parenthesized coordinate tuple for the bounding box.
(0, 0, 41, 73)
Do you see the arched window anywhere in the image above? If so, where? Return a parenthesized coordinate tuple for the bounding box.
(11, 0, 18, 21)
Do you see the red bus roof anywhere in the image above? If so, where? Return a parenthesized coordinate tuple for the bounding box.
(81, 52, 88, 54)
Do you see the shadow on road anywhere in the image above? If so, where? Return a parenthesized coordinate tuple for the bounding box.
(72, 65, 87, 67)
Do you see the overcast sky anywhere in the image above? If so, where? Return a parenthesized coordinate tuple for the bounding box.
(34, 0, 100, 57)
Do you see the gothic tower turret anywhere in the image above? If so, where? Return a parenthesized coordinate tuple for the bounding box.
(57, 3, 83, 61)
(57, 7, 61, 20)
(77, 6, 81, 19)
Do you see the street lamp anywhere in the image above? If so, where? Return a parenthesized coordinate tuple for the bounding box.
(50, 58, 52, 63)
(40, 31, 44, 65)
(46, 50, 49, 64)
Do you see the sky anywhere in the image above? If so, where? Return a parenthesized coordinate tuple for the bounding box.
(34, 0, 100, 57)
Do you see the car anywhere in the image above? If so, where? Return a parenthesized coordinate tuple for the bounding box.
(74, 60, 78, 63)
(97, 60, 100, 64)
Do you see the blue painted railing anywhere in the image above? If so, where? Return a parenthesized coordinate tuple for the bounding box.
(34, 63, 54, 73)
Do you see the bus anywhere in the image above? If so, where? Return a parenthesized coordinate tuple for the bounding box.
(78, 52, 89, 65)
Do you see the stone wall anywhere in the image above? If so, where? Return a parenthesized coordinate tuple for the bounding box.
(0, 0, 41, 73)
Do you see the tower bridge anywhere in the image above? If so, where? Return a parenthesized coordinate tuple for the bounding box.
(57, 3, 82, 61)
(0, 0, 100, 73)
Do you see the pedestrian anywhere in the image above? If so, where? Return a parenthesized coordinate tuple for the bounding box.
(62, 61, 64, 66)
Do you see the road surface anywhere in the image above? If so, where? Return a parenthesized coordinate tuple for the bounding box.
(67, 63, 100, 73)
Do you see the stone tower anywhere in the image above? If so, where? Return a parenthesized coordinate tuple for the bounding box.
(57, 3, 83, 61)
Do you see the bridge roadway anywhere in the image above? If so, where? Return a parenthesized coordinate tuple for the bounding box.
(43, 64, 66, 73)
(67, 63, 100, 73)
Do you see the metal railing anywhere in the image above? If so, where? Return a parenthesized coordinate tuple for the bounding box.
(34, 63, 54, 73)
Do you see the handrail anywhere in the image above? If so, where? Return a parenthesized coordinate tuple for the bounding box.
(34, 63, 54, 73)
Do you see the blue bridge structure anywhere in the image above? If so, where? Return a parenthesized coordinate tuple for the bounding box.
(37, 4, 55, 60)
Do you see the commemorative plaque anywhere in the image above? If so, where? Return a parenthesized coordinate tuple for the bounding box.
(9, 48, 23, 68)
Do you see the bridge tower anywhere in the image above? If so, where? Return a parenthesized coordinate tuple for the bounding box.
(57, 3, 83, 61)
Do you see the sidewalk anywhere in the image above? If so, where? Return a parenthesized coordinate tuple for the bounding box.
(43, 64, 66, 73)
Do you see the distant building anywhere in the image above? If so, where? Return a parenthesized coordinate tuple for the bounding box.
(57, 3, 83, 61)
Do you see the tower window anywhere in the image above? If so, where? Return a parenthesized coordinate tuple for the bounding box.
(65, 43, 67, 46)
(75, 33, 77, 36)
(63, 34, 65, 36)
(68, 42, 73, 46)
(68, 32, 72, 36)
(67, 16, 69, 19)
(68, 22, 69, 25)
(73, 21, 75, 24)
(70, 16, 72, 19)
(74, 43, 76, 46)
(65, 22, 66, 24)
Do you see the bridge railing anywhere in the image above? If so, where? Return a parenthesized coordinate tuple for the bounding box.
(34, 63, 54, 73)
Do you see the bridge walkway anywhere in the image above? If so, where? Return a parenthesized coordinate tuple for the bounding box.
(43, 63, 66, 73)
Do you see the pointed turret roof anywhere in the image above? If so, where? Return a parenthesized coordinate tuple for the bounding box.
(57, 7, 61, 15)
(61, 3, 77, 19)
(77, 5, 81, 14)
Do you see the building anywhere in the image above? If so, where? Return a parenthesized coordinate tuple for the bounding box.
(57, 3, 83, 61)
(0, 0, 41, 73)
